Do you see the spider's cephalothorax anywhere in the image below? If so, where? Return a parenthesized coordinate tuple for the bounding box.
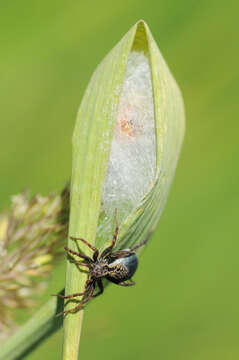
(53, 212, 148, 316)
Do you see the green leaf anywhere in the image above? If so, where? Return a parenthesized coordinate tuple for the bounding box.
(63, 20, 185, 359)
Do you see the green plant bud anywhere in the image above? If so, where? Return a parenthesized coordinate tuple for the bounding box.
(64, 20, 185, 359)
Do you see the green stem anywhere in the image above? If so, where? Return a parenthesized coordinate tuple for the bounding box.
(62, 310, 84, 359)
(0, 291, 64, 360)
(62, 255, 88, 360)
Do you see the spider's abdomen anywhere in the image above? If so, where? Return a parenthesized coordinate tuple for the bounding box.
(106, 253, 138, 284)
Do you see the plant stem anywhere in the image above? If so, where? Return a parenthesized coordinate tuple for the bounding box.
(0, 291, 64, 360)
(62, 310, 84, 359)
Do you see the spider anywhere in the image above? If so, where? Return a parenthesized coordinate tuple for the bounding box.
(53, 212, 148, 316)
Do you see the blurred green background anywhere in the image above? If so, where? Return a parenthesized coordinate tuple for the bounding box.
(1, 0, 239, 359)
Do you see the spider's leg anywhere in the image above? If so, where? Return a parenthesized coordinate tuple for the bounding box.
(129, 237, 149, 252)
(110, 238, 149, 260)
(74, 262, 90, 268)
(64, 246, 93, 263)
(70, 236, 99, 261)
(52, 291, 88, 299)
(56, 282, 95, 317)
(53, 279, 93, 300)
(116, 280, 136, 287)
(100, 209, 119, 258)
(93, 279, 104, 297)
(109, 250, 131, 259)
(109, 238, 149, 260)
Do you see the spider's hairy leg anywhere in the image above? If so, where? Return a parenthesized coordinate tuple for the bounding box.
(110, 238, 149, 259)
(74, 261, 90, 268)
(109, 250, 131, 259)
(109, 238, 149, 260)
(100, 208, 119, 258)
(129, 237, 149, 252)
(53, 279, 94, 302)
(64, 246, 93, 263)
(70, 236, 99, 261)
(52, 291, 88, 300)
(56, 282, 95, 317)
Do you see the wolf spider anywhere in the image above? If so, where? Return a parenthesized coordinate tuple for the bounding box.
(53, 212, 148, 316)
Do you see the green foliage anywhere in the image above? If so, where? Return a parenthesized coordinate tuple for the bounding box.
(0, 1, 238, 359)
(63, 20, 184, 359)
